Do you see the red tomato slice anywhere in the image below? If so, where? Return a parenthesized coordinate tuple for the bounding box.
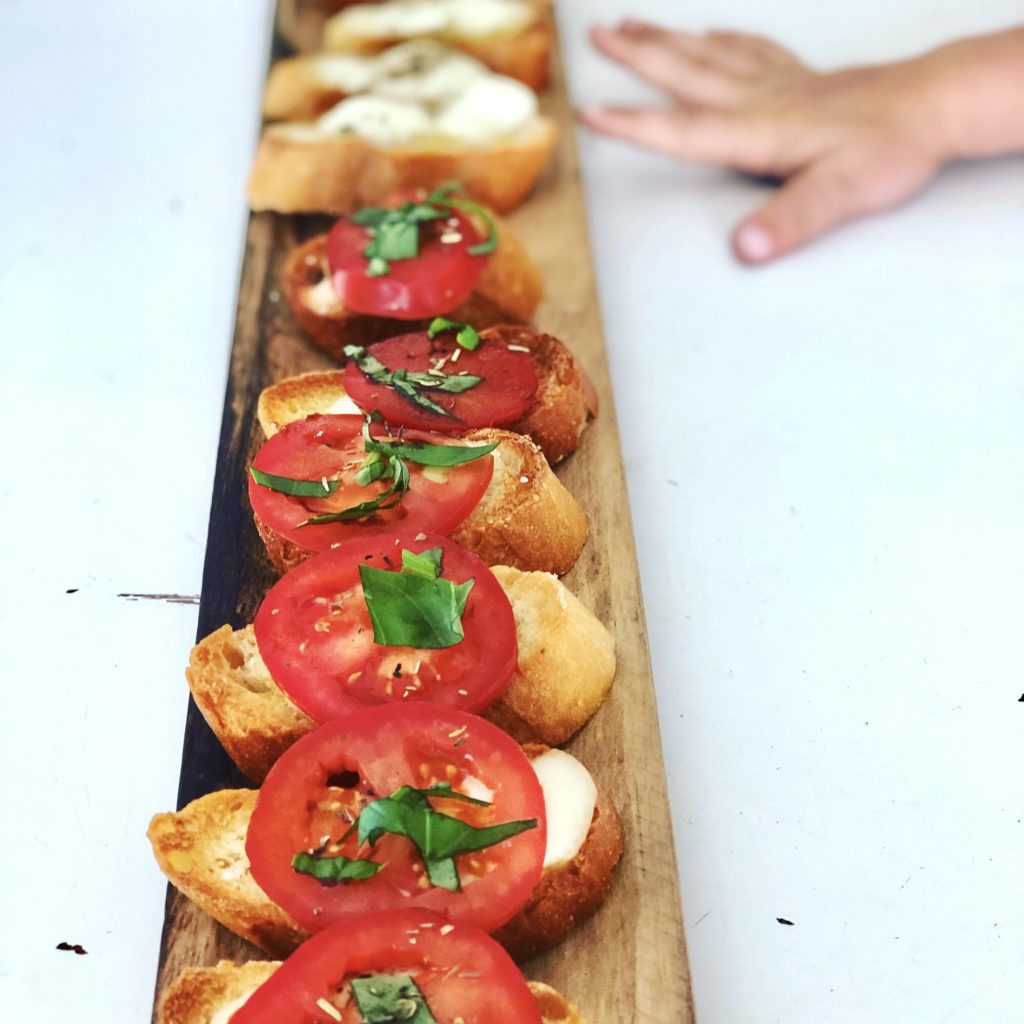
(248, 415, 494, 554)
(253, 533, 517, 721)
(326, 205, 487, 319)
(231, 911, 542, 1024)
(246, 707, 547, 934)
(343, 331, 539, 431)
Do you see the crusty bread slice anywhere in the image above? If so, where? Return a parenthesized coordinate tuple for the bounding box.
(280, 227, 542, 362)
(322, 3, 554, 91)
(148, 782, 622, 963)
(252, 427, 587, 577)
(448, 428, 586, 573)
(247, 116, 557, 215)
(187, 567, 615, 781)
(146, 790, 307, 959)
(158, 960, 586, 1024)
(258, 327, 596, 465)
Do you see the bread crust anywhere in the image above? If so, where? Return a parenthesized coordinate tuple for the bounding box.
(146, 790, 307, 959)
(185, 625, 315, 783)
(187, 569, 614, 782)
(257, 327, 594, 465)
(280, 227, 542, 362)
(251, 427, 587, 576)
(449, 428, 587, 575)
(148, 767, 620, 963)
(158, 961, 585, 1024)
(482, 566, 615, 746)
(493, 781, 624, 961)
(247, 117, 558, 215)
(322, 5, 554, 91)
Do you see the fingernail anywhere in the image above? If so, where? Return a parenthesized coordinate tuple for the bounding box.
(735, 224, 775, 263)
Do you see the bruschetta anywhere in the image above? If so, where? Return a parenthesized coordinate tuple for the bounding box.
(248, 415, 587, 576)
(261, 326, 597, 465)
(321, 0, 554, 91)
(188, 534, 615, 781)
(148, 710, 623, 962)
(281, 188, 543, 361)
(159, 927, 586, 1024)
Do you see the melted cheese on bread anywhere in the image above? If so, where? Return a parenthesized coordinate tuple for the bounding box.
(333, 0, 534, 41)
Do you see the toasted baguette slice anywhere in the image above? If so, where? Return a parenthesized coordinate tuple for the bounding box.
(259, 327, 597, 465)
(252, 427, 587, 576)
(322, 1, 554, 91)
(281, 229, 542, 362)
(148, 778, 622, 962)
(187, 566, 615, 781)
(247, 116, 557, 215)
(159, 960, 585, 1024)
(263, 39, 546, 122)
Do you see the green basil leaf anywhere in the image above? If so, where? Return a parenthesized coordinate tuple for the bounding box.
(424, 182, 462, 205)
(371, 219, 420, 262)
(301, 456, 409, 526)
(366, 437, 499, 468)
(391, 369, 454, 418)
(350, 974, 437, 1024)
(249, 466, 340, 498)
(356, 784, 537, 892)
(343, 344, 390, 381)
(366, 256, 389, 277)
(350, 206, 391, 227)
(345, 345, 481, 415)
(443, 197, 499, 255)
(427, 317, 481, 351)
(358, 558, 474, 648)
(402, 202, 448, 224)
(291, 851, 383, 882)
(401, 547, 442, 580)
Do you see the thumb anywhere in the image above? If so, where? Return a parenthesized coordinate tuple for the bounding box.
(732, 154, 912, 264)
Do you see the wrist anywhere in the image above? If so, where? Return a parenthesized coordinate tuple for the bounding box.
(915, 28, 1024, 162)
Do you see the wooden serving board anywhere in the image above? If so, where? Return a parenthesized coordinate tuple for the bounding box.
(154, 3, 695, 1021)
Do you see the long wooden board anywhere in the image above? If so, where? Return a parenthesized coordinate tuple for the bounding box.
(154, 3, 695, 1021)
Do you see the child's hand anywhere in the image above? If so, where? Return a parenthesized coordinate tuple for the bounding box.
(581, 20, 1022, 264)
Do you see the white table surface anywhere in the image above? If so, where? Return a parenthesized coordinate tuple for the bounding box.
(2, 2, 1022, 1022)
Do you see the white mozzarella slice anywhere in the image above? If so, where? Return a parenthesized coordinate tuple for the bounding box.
(443, 0, 534, 36)
(302, 276, 340, 316)
(372, 41, 488, 104)
(311, 53, 379, 93)
(323, 392, 362, 416)
(434, 75, 537, 143)
(338, 0, 449, 39)
(532, 749, 598, 869)
(314, 95, 434, 147)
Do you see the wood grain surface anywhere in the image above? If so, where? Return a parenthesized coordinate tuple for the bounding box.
(153, 3, 695, 1021)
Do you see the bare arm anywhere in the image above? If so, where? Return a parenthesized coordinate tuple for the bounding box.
(580, 21, 1024, 263)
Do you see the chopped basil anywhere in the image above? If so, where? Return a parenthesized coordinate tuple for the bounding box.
(298, 417, 496, 527)
(249, 467, 340, 498)
(401, 547, 442, 579)
(427, 317, 481, 351)
(349, 182, 498, 277)
(365, 434, 499, 468)
(291, 851, 383, 883)
(355, 784, 537, 891)
(350, 974, 437, 1024)
(390, 369, 451, 417)
(343, 344, 483, 419)
(359, 546, 474, 648)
